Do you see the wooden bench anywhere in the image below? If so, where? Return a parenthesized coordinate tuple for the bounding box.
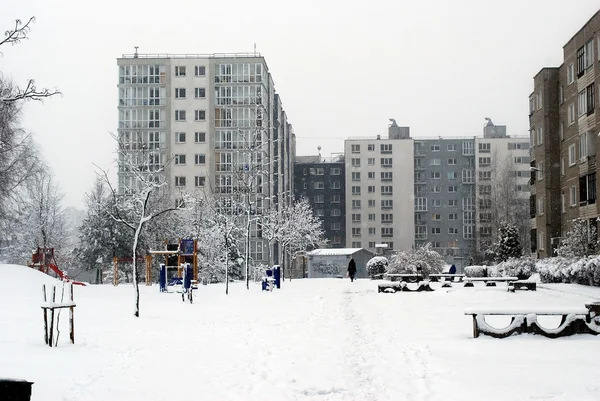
(378, 281, 433, 293)
(371, 273, 384, 280)
(429, 274, 465, 282)
(384, 273, 423, 283)
(508, 281, 536, 292)
(463, 277, 518, 287)
(464, 306, 600, 338)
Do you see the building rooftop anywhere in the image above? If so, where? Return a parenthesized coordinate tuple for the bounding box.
(308, 248, 364, 256)
(119, 52, 263, 60)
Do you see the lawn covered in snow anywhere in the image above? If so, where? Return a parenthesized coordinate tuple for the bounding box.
(1, 264, 599, 401)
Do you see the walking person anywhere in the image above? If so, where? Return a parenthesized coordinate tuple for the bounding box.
(347, 258, 357, 282)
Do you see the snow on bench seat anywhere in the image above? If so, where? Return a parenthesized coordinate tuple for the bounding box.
(464, 277, 518, 281)
(464, 307, 589, 316)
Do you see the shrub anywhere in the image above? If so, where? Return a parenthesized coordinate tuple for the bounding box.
(464, 265, 488, 277)
(536, 256, 600, 286)
(496, 257, 536, 280)
(366, 256, 388, 276)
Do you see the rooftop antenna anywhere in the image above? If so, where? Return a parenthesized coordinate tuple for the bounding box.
(318, 145, 322, 162)
(254, 43, 257, 56)
(134, 46, 139, 58)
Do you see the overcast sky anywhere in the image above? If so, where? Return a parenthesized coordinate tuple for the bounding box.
(3, 0, 600, 209)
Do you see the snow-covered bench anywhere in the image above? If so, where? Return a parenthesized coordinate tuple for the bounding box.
(378, 281, 433, 293)
(464, 304, 600, 338)
(507, 281, 536, 292)
(384, 273, 423, 282)
(428, 274, 465, 282)
(463, 277, 518, 287)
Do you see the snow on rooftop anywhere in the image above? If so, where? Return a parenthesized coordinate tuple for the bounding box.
(307, 248, 363, 256)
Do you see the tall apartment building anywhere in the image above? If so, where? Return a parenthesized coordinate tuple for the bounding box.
(116, 51, 295, 264)
(413, 121, 529, 267)
(530, 10, 600, 258)
(344, 122, 414, 253)
(294, 155, 346, 248)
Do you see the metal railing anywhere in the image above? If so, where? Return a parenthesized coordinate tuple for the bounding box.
(121, 52, 262, 59)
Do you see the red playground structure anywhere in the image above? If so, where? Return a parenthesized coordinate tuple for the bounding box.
(29, 247, 86, 286)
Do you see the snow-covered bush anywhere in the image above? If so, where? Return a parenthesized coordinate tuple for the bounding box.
(536, 256, 600, 286)
(464, 265, 488, 277)
(489, 222, 523, 262)
(366, 256, 388, 276)
(496, 257, 536, 280)
(555, 218, 598, 258)
(388, 243, 444, 276)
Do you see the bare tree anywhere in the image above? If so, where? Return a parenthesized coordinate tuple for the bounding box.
(0, 17, 60, 103)
(99, 133, 191, 317)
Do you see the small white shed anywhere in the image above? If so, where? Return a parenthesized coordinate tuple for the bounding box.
(307, 248, 374, 279)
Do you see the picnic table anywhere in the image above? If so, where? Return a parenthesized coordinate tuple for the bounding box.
(428, 274, 465, 282)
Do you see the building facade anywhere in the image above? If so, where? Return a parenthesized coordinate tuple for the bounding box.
(530, 10, 600, 257)
(344, 122, 415, 253)
(116, 51, 295, 264)
(294, 155, 346, 248)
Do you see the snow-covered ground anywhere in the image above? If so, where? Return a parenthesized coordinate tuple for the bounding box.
(1, 264, 599, 401)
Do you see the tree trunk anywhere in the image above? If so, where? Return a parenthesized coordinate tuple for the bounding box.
(245, 203, 250, 290)
(225, 233, 229, 295)
(132, 221, 143, 317)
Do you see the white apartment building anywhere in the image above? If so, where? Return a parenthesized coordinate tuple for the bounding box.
(344, 123, 415, 253)
(116, 51, 295, 263)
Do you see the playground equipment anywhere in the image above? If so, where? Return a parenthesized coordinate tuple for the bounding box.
(29, 248, 86, 286)
(111, 255, 147, 286)
(159, 262, 194, 303)
(261, 266, 281, 291)
(41, 282, 76, 347)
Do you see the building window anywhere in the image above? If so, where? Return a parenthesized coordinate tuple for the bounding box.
(448, 185, 458, 193)
(314, 195, 324, 203)
(352, 186, 361, 195)
(330, 167, 341, 175)
(195, 110, 206, 121)
(368, 213, 376, 221)
(381, 158, 392, 167)
(478, 143, 490, 153)
(447, 144, 457, 151)
(352, 172, 361, 181)
(195, 88, 206, 98)
(175, 88, 186, 99)
(175, 110, 186, 121)
(368, 144, 375, 151)
(331, 195, 341, 203)
(380, 144, 392, 153)
(587, 84, 595, 115)
(195, 65, 206, 76)
(561, 193, 565, 213)
(315, 209, 325, 217)
(570, 186, 577, 206)
(578, 89, 587, 117)
(430, 158, 441, 165)
(431, 227, 441, 235)
(431, 171, 441, 179)
(368, 185, 375, 193)
(415, 197, 427, 211)
(537, 196, 545, 215)
(462, 141, 475, 155)
(381, 214, 393, 223)
(431, 145, 440, 152)
(330, 181, 341, 189)
(569, 144, 576, 166)
(351, 241, 361, 248)
(194, 176, 205, 187)
(368, 158, 375, 165)
(537, 161, 544, 180)
(381, 228, 393, 238)
(381, 199, 393, 209)
(175, 132, 186, 143)
(431, 199, 441, 207)
(381, 186, 393, 195)
(332, 223, 341, 231)
(538, 232, 545, 251)
(352, 213, 361, 223)
(195, 132, 206, 143)
(314, 182, 325, 190)
(432, 213, 441, 221)
(315, 168, 324, 175)
(559, 85, 564, 104)
(381, 172, 393, 181)
(194, 154, 206, 165)
(448, 199, 457, 207)
(568, 103, 575, 125)
(432, 185, 441, 193)
(580, 132, 590, 161)
(351, 158, 361, 167)
(447, 171, 458, 180)
(447, 158, 457, 165)
(567, 63, 574, 84)
(175, 154, 186, 165)
(462, 169, 474, 183)
(352, 228, 361, 237)
(331, 209, 341, 217)
(478, 157, 491, 166)
(352, 200, 361, 209)
(448, 213, 458, 220)
(175, 66, 186, 77)
(536, 127, 543, 145)
(351, 144, 361, 153)
(175, 176, 186, 187)
(368, 199, 375, 207)
(536, 91, 543, 110)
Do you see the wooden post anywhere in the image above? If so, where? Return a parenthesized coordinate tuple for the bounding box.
(69, 283, 75, 344)
(145, 255, 152, 286)
(113, 257, 118, 286)
(42, 285, 48, 345)
(177, 254, 183, 277)
(193, 240, 198, 281)
(49, 286, 56, 347)
(472, 315, 479, 338)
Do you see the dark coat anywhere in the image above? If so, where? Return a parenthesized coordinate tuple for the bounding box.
(348, 259, 357, 274)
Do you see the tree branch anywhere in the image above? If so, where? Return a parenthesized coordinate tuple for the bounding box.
(0, 17, 35, 49)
